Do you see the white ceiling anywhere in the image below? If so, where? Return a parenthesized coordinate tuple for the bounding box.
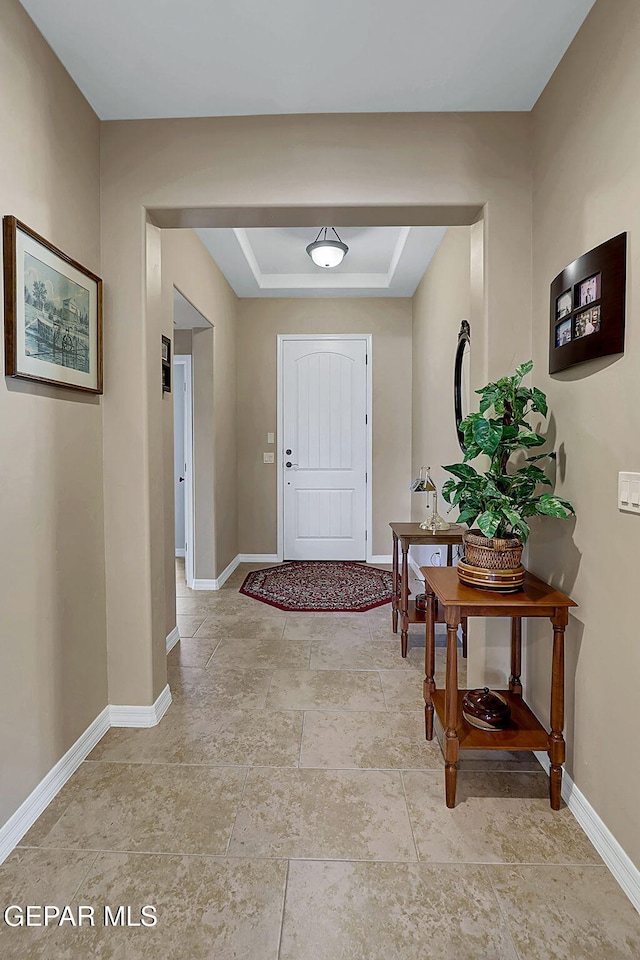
(19, 0, 595, 120)
(195, 226, 448, 298)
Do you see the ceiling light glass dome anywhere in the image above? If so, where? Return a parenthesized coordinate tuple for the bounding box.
(306, 227, 349, 268)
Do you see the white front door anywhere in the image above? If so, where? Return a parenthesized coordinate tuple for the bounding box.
(282, 337, 368, 560)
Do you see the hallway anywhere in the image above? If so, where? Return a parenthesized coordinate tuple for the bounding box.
(2, 563, 639, 958)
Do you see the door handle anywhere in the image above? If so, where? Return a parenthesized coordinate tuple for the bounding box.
(285, 462, 299, 469)
(179, 476, 185, 483)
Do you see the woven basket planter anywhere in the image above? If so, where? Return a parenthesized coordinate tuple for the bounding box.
(463, 530, 523, 569)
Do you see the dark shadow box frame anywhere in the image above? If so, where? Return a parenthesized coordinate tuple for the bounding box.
(549, 233, 626, 374)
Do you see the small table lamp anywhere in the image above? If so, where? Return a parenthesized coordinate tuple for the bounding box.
(410, 466, 450, 533)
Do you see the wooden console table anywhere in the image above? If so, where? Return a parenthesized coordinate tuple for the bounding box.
(389, 522, 465, 657)
(421, 566, 577, 810)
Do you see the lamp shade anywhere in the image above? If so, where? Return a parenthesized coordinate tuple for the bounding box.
(306, 228, 348, 268)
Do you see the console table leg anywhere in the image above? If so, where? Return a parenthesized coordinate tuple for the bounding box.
(444, 615, 460, 808)
(392, 533, 399, 633)
(424, 587, 436, 740)
(461, 617, 468, 659)
(400, 541, 409, 657)
(509, 617, 523, 695)
(548, 613, 567, 811)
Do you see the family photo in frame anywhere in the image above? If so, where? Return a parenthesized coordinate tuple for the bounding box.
(549, 233, 626, 374)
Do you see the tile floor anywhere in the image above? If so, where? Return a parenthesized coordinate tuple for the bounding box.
(2, 561, 639, 958)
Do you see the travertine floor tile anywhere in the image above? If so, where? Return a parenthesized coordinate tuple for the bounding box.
(88, 707, 302, 766)
(310, 636, 417, 671)
(265, 669, 386, 711)
(379, 669, 426, 711)
(229, 768, 417, 861)
(488, 864, 640, 959)
(0, 849, 98, 958)
(167, 663, 273, 708)
(378, 654, 466, 706)
(177, 614, 207, 638)
(78, 853, 287, 960)
(403, 770, 602, 864)
(1, 854, 288, 960)
(209, 636, 311, 669)
(300, 710, 442, 769)
(177, 593, 288, 619)
(167, 638, 220, 669)
(24, 762, 246, 855)
(284, 615, 371, 641)
(280, 860, 518, 960)
(194, 615, 285, 640)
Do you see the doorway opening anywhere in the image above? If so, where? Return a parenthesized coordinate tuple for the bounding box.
(172, 287, 213, 591)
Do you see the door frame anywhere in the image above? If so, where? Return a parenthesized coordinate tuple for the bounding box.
(174, 354, 195, 589)
(276, 333, 373, 563)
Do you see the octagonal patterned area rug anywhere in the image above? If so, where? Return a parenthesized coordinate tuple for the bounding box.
(240, 561, 393, 613)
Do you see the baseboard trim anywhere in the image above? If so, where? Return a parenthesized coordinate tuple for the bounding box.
(535, 752, 640, 913)
(192, 579, 217, 591)
(109, 684, 173, 729)
(238, 553, 279, 563)
(370, 554, 393, 564)
(191, 554, 244, 592)
(0, 684, 174, 866)
(0, 705, 111, 865)
(214, 553, 242, 588)
(166, 626, 180, 654)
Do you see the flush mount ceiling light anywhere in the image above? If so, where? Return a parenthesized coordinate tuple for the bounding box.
(306, 227, 349, 268)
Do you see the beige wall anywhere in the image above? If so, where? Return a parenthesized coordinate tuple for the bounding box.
(529, 0, 640, 869)
(411, 227, 471, 520)
(237, 298, 412, 557)
(173, 328, 192, 355)
(161, 229, 239, 634)
(0, 0, 106, 826)
(100, 110, 532, 706)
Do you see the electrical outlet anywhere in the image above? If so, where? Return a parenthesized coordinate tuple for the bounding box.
(263, 452, 275, 464)
(267, 432, 274, 444)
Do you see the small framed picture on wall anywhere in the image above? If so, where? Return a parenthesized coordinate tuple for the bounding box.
(549, 233, 626, 373)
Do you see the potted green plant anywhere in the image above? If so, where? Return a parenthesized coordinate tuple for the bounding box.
(442, 360, 575, 591)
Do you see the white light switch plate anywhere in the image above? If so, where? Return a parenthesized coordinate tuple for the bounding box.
(263, 452, 275, 464)
(618, 472, 640, 513)
(267, 432, 274, 444)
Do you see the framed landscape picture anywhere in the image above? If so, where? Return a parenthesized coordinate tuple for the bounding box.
(3, 217, 103, 393)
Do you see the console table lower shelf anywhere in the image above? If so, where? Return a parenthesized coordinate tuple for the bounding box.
(430, 689, 550, 752)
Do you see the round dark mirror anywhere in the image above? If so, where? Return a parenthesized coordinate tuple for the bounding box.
(454, 320, 471, 452)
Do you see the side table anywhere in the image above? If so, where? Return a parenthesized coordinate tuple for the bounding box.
(389, 522, 465, 657)
(421, 566, 577, 810)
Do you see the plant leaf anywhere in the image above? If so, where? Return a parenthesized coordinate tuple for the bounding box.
(515, 360, 534, 380)
(536, 494, 576, 519)
(476, 510, 501, 538)
(531, 387, 548, 417)
(456, 508, 478, 526)
(527, 452, 556, 462)
(443, 463, 479, 481)
(517, 431, 546, 448)
(516, 464, 552, 485)
(473, 418, 503, 456)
